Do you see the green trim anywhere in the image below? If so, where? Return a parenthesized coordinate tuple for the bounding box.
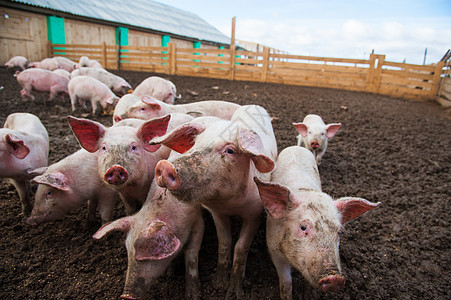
(47, 16, 65, 54)
(161, 35, 171, 47)
(116, 27, 129, 63)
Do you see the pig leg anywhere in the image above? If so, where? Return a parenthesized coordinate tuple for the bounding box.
(98, 191, 116, 223)
(87, 198, 99, 223)
(120, 194, 139, 215)
(296, 135, 303, 147)
(271, 253, 293, 300)
(70, 94, 78, 111)
(49, 85, 59, 100)
(210, 212, 232, 291)
(184, 215, 205, 300)
(20, 86, 35, 101)
(10, 179, 32, 217)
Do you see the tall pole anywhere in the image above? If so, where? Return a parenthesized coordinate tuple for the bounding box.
(423, 47, 428, 65)
(229, 17, 236, 80)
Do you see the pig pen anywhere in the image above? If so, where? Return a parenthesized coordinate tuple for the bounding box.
(0, 66, 449, 299)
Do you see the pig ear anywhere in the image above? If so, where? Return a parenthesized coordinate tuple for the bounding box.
(292, 122, 309, 137)
(92, 216, 133, 239)
(326, 123, 341, 138)
(335, 197, 381, 224)
(238, 128, 275, 173)
(27, 167, 48, 177)
(134, 220, 180, 261)
(137, 114, 171, 152)
(141, 96, 162, 110)
(31, 171, 70, 191)
(254, 177, 295, 219)
(149, 123, 206, 154)
(67, 116, 106, 153)
(5, 134, 30, 159)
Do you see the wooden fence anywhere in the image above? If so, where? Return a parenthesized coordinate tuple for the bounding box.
(49, 42, 446, 101)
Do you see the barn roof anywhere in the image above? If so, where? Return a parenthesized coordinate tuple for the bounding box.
(10, 0, 231, 45)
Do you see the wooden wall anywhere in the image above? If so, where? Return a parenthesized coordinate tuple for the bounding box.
(65, 19, 116, 45)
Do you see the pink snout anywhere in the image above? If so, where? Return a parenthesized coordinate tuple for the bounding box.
(104, 165, 129, 185)
(311, 141, 320, 149)
(318, 275, 345, 292)
(155, 160, 181, 190)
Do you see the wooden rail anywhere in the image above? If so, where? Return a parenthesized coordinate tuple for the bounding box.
(49, 43, 445, 101)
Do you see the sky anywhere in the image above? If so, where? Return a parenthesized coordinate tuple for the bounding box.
(155, 0, 451, 65)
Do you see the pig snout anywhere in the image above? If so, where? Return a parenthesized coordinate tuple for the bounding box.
(113, 115, 122, 123)
(311, 141, 320, 149)
(318, 274, 345, 292)
(120, 294, 139, 300)
(104, 165, 129, 185)
(155, 160, 181, 190)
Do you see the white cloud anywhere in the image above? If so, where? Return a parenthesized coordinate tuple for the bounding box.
(341, 19, 368, 40)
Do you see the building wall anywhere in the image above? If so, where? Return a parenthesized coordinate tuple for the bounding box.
(65, 18, 116, 45)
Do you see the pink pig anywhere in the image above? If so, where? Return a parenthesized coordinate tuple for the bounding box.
(26, 149, 117, 226)
(132, 76, 179, 104)
(0, 113, 49, 216)
(68, 113, 193, 215)
(71, 67, 131, 96)
(68, 75, 119, 114)
(127, 96, 240, 121)
(29, 57, 60, 71)
(78, 56, 103, 68)
(15, 68, 69, 101)
(152, 105, 277, 298)
(254, 146, 380, 300)
(4, 56, 30, 70)
(53, 56, 78, 72)
(113, 94, 141, 124)
(93, 180, 204, 299)
(293, 114, 341, 165)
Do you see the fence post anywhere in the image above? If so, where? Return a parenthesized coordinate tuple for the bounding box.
(372, 55, 385, 94)
(102, 42, 107, 68)
(367, 54, 376, 92)
(431, 61, 445, 99)
(261, 47, 270, 82)
(229, 17, 236, 81)
(47, 41, 52, 57)
(169, 43, 176, 75)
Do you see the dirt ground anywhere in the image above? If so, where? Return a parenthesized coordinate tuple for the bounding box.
(0, 66, 449, 300)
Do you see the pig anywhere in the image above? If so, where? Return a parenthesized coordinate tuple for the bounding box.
(26, 149, 117, 226)
(0, 113, 49, 216)
(78, 56, 103, 68)
(53, 56, 78, 72)
(293, 114, 341, 165)
(68, 113, 194, 215)
(254, 146, 380, 300)
(152, 105, 277, 298)
(52, 69, 71, 80)
(4, 56, 30, 70)
(113, 94, 141, 124)
(29, 57, 61, 71)
(68, 75, 120, 114)
(93, 180, 204, 299)
(71, 67, 131, 96)
(127, 96, 240, 121)
(132, 76, 179, 104)
(15, 68, 70, 101)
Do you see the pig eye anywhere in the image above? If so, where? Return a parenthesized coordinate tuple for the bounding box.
(225, 148, 235, 154)
(131, 145, 137, 151)
(300, 225, 307, 231)
(308, 131, 312, 134)
(46, 191, 52, 197)
(140, 107, 145, 112)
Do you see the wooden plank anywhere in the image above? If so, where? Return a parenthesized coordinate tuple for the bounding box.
(175, 60, 231, 70)
(121, 45, 167, 52)
(176, 53, 231, 63)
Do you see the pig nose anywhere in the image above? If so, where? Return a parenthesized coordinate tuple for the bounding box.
(104, 165, 129, 185)
(311, 141, 319, 149)
(155, 160, 181, 190)
(318, 274, 345, 292)
(120, 294, 139, 300)
(113, 115, 122, 123)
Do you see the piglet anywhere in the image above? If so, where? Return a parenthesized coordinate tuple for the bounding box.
(15, 68, 69, 101)
(78, 56, 103, 68)
(293, 114, 341, 164)
(68, 75, 119, 114)
(132, 76, 179, 104)
(4, 56, 30, 70)
(26, 149, 117, 226)
(0, 113, 49, 216)
(53, 56, 78, 72)
(113, 94, 140, 124)
(53, 69, 71, 80)
(254, 146, 380, 300)
(93, 180, 204, 299)
(29, 57, 60, 71)
(71, 67, 131, 96)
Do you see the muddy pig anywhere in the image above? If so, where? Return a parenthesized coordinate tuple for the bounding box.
(68, 75, 119, 114)
(4, 56, 30, 70)
(71, 67, 131, 96)
(0, 113, 49, 216)
(26, 149, 117, 226)
(93, 180, 204, 299)
(68, 113, 193, 215)
(127, 96, 240, 120)
(152, 105, 277, 298)
(15, 68, 69, 101)
(132, 76, 179, 104)
(293, 114, 341, 165)
(254, 146, 380, 300)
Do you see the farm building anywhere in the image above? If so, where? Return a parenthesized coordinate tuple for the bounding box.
(0, 0, 231, 64)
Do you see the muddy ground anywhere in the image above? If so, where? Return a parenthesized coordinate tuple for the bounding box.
(0, 67, 449, 299)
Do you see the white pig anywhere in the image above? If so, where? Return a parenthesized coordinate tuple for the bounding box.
(16, 68, 69, 101)
(26, 149, 117, 226)
(132, 76, 179, 104)
(0, 113, 49, 216)
(152, 105, 277, 298)
(127, 96, 240, 121)
(29, 57, 61, 71)
(78, 56, 103, 68)
(68, 113, 193, 215)
(4, 56, 30, 70)
(68, 75, 119, 114)
(71, 67, 131, 96)
(254, 146, 380, 300)
(113, 94, 141, 124)
(52, 69, 71, 80)
(53, 56, 77, 72)
(93, 180, 204, 299)
(293, 114, 341, 165)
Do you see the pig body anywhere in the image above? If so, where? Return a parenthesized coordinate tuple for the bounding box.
(113, 94, 141, 124)
(68, 113, 194, 215)
(68, 75, 119, 114)
(53, 56, 77, 72)
(78, 56, 103, 68)
(293, 114, 341, 165)
(0, 113, 49, 216)
(52, 69, 71, 80)
(16, 68, 69, 101)
(132, 76, 178, 104)
(26, 149, 117, 225)
(127, 96, 240, 121)
(71, 67, 131, 96)
(93, 180, 204, 299)
(4, 56, 30, 70)
(29, 57, 60, 71)
(153, 105, 277, 297)
(254, 146, 380, 299)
